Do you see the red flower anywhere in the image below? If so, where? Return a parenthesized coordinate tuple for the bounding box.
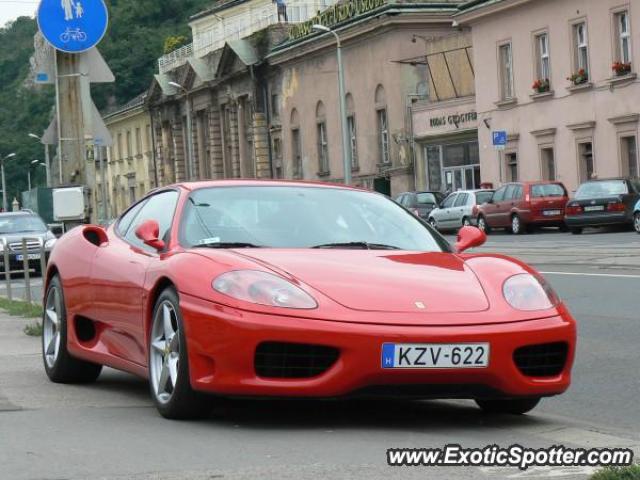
(578, 68, 585, 75)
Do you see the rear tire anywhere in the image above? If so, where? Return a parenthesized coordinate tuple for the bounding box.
(570, 227, 583, 235)
(477, 216, 491, 234)
(461, 217, 471, 228)
(511, 215, 524, 235)
(634, 212, 640, 234)
(42, 275, 102, 384)
(428, 217, 437, 230)
(476, 397, 541, 415)
(149, 287, 211, 420)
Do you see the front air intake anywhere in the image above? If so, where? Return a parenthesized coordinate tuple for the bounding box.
(254, 342, 339, 379)
(513, 342, 568, 377)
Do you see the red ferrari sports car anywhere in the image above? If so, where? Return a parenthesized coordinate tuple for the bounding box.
(42, 180, 576, 419)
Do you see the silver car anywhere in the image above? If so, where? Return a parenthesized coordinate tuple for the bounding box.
(428, 189, 495, 231)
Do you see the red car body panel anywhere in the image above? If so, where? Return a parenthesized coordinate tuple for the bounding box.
(45, 180, 577, 400)
(478, 181, 569, 230)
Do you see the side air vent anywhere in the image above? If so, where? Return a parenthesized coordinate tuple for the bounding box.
(514, 342, 568, 377)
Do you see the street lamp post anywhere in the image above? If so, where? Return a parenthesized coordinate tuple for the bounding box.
(312, 24, 351, 185)
(28, 159, 40, 191)
(28, 133, 51, 187)
(0, 153, 16, 212)
(168, 81, 195, 181)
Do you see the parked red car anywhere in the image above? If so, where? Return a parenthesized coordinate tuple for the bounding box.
(476, 181, 569, 234)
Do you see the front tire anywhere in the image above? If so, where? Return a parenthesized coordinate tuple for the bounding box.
(42, 275, 102, 383)
(634, 212, 640, 234)
(149, 287, 211, 419)
(428, 217, 437, 230)
(476, 398, 541, 415)
(477, 216, 491, 234)
(461, 217, 471, 228)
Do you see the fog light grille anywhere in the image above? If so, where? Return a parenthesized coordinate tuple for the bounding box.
(254, 342, 339, 379)
(514, 342, 568, 377)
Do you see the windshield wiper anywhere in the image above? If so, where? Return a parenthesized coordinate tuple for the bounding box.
(311, 241, 400, 250)
(194, 242, 264, 249)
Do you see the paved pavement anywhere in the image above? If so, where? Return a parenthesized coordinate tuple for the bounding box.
(0, 230, 639, 479)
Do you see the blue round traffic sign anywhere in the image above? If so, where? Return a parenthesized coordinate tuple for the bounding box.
(37, 0, 108, 53)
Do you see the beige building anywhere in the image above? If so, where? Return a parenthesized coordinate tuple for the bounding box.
(102, 94, 156, 218)
(457, 0, 640, 193)
(268, 0, 464, 196)
(410, 30, 480, 192)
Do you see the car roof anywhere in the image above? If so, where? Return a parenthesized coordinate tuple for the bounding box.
(0, 212, 36, 218)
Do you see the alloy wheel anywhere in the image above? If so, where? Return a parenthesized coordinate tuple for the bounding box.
(43, 285, 61, 369)
(635, 213, 640, 233)
(478, 217, 486, 232)
(512, 216, 521, 234)
(150, 301, 180, 404)
(462, 218, 471, 227)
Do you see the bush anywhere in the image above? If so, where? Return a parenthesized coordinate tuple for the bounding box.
(592, 465, 640, 480)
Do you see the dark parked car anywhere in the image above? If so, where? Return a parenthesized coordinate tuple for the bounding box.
(565, 178, 640, 234)
(476, 181, 569, 234)
(395, 191, 445, 221)
(0, 212, 57, 274)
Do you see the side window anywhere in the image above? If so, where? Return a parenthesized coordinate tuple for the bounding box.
(117, 200, 147, 236)
(405, 194, 417, 208)
(395, 194, 405, 205)
(454, 193, 468, 207)
(442, 193, 457, 208)
(493, 187, 507, 202)
(513, 185, 523, 200)
(504, 184, 516, 200)
(125, 190, 180, 251)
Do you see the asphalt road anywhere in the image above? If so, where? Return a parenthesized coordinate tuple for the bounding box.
(0, 230, 639, 480)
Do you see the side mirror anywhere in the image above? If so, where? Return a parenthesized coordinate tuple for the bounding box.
(135, 220, 165, 251)
(455, 226, 486, 253)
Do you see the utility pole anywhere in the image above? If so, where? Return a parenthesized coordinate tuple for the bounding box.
(56, 51, 87, 186)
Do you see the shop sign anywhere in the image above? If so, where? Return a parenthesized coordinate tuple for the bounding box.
(289, 0, 386, 40)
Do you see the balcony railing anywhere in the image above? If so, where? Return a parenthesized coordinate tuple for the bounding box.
(158, 1, 335, 74)
(158, 43, 194, 74)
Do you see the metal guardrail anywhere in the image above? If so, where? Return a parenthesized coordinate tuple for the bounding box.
(2, 237, 47, 303)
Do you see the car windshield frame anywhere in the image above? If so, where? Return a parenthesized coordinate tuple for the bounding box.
(0, 215, 47, 234)
(179, 185, 451, 252)
(575, 180, 629, 199)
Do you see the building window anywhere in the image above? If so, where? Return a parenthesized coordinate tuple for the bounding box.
(377, 109, 390, 164)
(291, 128, 302, 178)
(126, 131, 132, 159)
(535, 32, 550, 82)
(505, 152, 518, 182)
(499, 42, 515, 100)
(135, 127, 142, 156)
(347, 115, 358, 169)
(317, 122, 329, 173)
(615, 11, 632, 66)
(541, 147, 555, 180)
(117, 133, 123, 160)
(573, 22, 589, 74)
(271, 94, 280, 121)
(621, 136, 638, 177)
(578, 141, 594, 183)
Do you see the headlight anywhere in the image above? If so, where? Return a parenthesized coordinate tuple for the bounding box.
(212, 270, 318, 309)
(44, 238, 57, 249)
(502, 273, 559, 311)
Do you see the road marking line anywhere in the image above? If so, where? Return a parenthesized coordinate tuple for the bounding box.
(540, 271, 640, 279)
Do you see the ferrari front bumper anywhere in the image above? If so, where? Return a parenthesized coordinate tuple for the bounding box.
(181, 294, 576, 400)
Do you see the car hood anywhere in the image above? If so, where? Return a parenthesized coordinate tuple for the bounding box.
(228, 249, 489, 314)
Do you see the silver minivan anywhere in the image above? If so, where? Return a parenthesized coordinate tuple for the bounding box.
(428, 189, 495, 231)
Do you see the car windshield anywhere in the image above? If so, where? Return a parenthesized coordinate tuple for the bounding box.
(180, 186, 448, 251)
(416, 192, 438, 205)
(0, 215, 47, 234)
(575, 180, 628, 199)
(475, 191, 494, 204)
(532, 184, 565, 198)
